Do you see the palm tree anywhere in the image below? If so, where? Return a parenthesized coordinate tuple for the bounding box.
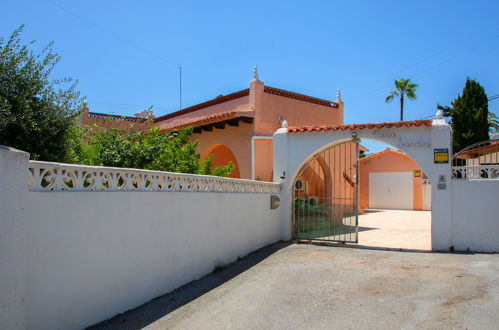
(385, 78, 418, 121)
(488, 112, 499, 134)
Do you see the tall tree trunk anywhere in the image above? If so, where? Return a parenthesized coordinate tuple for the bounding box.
(400, 95, 404, 121)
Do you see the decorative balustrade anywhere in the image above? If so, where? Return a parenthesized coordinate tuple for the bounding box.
(452, 166, 499, 180)
(28, 161, 281, 193)
(452, 140, 499, 180)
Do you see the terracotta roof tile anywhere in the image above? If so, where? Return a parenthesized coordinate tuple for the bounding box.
(159, 110, 254, 131)
(264, 86, 338, 108)
(287, 120, 433, 133)
(359, 148, 409, 163)
(86, 112, 146, 123)
(154, 89, 250, 122)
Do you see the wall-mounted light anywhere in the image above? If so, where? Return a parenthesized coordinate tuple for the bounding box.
(351, 133, 361, 144)
(270, 195, 280, 209)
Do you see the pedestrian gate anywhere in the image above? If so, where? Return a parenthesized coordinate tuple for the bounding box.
(292, 139, 359, 243)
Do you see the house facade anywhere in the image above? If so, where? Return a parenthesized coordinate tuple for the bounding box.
(359, 148, 430, 211)
(82, 71, 344, 180)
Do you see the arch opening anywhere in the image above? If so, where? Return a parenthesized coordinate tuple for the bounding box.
(291, 136, 432, 185)
(291, 137, 432, 250)
(292, 140, 359, 243)
(201, 144, 241, 178)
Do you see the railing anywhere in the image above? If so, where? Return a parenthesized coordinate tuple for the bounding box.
(452, 140, 499, 180)
(452, 166, 499, 180)
(28, 161, 280, 193)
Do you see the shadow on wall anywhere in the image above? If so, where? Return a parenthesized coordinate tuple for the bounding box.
(87, 242, 291, 330)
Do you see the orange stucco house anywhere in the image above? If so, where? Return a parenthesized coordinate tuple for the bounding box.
(359, 148, 431, 211)
(81, 71, 431, 213)
(82, 70, 344, 181)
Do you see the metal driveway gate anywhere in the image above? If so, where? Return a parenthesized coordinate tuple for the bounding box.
(292, 139, 359, 243)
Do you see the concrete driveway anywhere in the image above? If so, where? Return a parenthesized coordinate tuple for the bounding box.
(90, 242, 499, 330)
(359, 209, 431, 251)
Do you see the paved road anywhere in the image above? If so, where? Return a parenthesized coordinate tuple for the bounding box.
(90, 242, 499, 330)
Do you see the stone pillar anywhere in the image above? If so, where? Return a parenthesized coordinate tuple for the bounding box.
(249, 78, 264, 111)
(429, 119, 453, 251)
(0, 146, 29, 329)
(273, 127, 292, 240)
(79, 99, 89, 125)
(249, 75, 265, 135)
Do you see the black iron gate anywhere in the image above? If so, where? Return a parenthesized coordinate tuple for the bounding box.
(292, 138, 359, 243)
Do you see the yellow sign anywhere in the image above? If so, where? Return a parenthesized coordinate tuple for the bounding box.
(434, 148, 449, 164)
(414, 170, 422, 177)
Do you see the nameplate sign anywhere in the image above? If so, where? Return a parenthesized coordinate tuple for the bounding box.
(434, 148, 449, 164)
(373, 130, 397, 139)
(397, 140, 431, 149)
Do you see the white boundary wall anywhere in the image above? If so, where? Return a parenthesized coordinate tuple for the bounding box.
(451, 180, 499, 252)
(0, 147, 281, 330)
(0, 147, 28, 330)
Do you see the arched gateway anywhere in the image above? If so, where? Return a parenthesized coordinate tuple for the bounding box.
(292, 140, 359, 242)
(273, 116, 453, 251)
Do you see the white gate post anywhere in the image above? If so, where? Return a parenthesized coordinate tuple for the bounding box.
(273, 127, 292, 241)
(0, 146, 29, 330)
(429, 118, 453, 251)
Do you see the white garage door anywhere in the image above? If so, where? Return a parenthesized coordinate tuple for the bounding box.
(369, 172, 413, 210)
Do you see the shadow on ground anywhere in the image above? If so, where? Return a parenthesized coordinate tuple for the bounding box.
(88, 240, 493, 329)
(361, 209, 386, 214)
(87, 241, 291, 330)
(358, 226, 378, 232)
(89, 241, 497, 330)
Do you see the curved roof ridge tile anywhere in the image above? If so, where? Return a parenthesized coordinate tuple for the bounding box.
(287, 119, 433, 133)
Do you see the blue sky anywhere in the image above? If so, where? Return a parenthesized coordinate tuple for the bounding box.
(2, 1, 498, 152)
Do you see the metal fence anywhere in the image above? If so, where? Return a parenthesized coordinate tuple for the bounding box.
(452, 140, 499, 180)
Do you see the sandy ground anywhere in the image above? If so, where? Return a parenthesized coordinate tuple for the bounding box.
(89, 242, 498, 330)
(358, 209, 431, 251)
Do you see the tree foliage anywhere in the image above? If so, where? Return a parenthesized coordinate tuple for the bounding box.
(74, 125, 234, 177)
(438, 78, 489, 153)
(385, 78, 418, 121)
(0, 25, 81, 161)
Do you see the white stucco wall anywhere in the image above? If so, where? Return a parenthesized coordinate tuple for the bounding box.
(451, 180, 499, 252)
(0, 147, 29, 330)
(0, 149, 281, 330)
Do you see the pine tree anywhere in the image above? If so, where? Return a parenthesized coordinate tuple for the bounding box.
(448, 78, 489, 153)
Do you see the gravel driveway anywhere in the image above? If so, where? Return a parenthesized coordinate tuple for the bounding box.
(90, 242, 498, 330)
